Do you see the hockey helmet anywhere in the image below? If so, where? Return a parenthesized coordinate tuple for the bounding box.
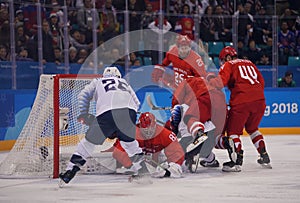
(103, 66, 121, 78)
(139, 112, 157, 139)
(219, 46, 237, 61)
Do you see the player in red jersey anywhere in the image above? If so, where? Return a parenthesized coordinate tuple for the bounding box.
(171, 76, 229, 171)
(151, 34, 207, 89)
(208, 46, 272, 172)
(112, 112, 185, 178)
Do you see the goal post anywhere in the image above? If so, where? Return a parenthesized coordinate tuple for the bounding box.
(0, 74, 116, 178)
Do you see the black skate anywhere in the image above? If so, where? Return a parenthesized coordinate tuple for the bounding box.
(222, 150, 243, 172)
(200, 159, 220, 167)
(257, 151, 272, 169)
(58, 165, 80, 187)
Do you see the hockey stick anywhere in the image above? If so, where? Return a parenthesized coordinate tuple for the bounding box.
(146, 95, 172, 110)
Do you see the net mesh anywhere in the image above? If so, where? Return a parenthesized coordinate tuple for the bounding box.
(0, 75, 115, 178)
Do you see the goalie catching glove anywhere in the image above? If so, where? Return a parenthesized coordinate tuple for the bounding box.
(152, 162, 183, 178)
(77, 113, 95, 125)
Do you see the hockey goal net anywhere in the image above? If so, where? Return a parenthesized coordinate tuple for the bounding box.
(0, 74, 116, 178)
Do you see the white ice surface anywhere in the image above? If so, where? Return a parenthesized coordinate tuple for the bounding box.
(0, 135, 300, 203)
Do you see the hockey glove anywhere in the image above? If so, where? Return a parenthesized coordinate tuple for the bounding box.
(153, 162, 182, 178)
(170, 105, 182, 128)
(77, 113, 95, 126)
(151, 65, 165, 82)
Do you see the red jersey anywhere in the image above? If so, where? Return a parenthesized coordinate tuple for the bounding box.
(113, 125, 184, 166)
(161, 46, 206, 87)
(173, 77, 212, 128)
(210, 59, 265, 106)
(136, 125, 184, 165)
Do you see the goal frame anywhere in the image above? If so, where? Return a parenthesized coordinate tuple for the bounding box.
(52, 74, 101, 178)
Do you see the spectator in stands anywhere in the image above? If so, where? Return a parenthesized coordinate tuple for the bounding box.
(23, 0, 46, 37)
(234, 2, 254, 46)
(218, 0, 234, 15)
(261, 37, 273, 60)
(76, 48, 88, 64)
(15, 9, 24, 28)
(66, 0, 78, 27)
(16, 46, 34, 62)
(0, 44, 8, 61)
(213, 5, 232, 42)
(48, 12, 62, 49)
(175, 4, 195, 40)
(99, 0, 119, 42)
(69, 29, 93, 51)
(32, 19, 55, 63)
(277, 71, 296, 87)
(279, 8, 296, 31)
(253, 6, 272, 45)
(77, 0, 100, 44)
(54, 47, 63, 65)
(200, 6, 215, 42)
(257, 53, 271, 65)
(69, 46, 78, 64)
(140, 3, 156, 29)
(237, 39, 248, 59)
(128, 0, 146, 31)
(0, 7, 10, 48)
(246, 39, 262, 64)
(15, 25, 29, 51)
(110, 48, 126, 67)
(295, 17, 300, 56)
(278, 21, 296, 65)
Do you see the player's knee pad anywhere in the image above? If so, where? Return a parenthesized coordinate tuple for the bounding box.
(75, 138, 95, 159)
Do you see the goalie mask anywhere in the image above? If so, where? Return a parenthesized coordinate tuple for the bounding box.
(139, 112, 157, 139)
(103, 66, 121, 78)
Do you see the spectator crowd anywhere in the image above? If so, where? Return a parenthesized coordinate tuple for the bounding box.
(0, 0, 299, 66)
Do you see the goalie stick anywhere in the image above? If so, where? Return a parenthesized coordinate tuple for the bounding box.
(146, 95, 172, 110)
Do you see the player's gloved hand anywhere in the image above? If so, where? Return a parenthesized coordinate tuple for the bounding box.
(77, 113, 95, 125)
(206, 72, 216, 81)
(170, 105, 182, 128)
(151, 65, 165, 82)
(153, 162, 182, 178)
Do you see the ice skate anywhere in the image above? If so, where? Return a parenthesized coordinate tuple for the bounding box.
(186, 130, 208, 153)
(257, 151, 272, 169)
(200, 152, 219, 167)
(222, 150, 243, 172)
(200, 158, 219, 167)
(58, 165, 80, 187)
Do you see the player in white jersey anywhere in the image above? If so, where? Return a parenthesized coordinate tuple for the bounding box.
(59, 67, 147, 184)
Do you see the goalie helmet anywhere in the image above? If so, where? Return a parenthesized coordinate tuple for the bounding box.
(219, 46, 237, 62)
(103, 66, 121, 78)
(139, 112, 157, 139)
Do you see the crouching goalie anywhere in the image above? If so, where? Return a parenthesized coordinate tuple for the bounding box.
(112, 112, 185, 178)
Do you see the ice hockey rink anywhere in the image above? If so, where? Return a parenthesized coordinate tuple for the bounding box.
(0, 135, 299, 203)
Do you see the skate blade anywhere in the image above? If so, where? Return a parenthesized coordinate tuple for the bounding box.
(186, 136, 208, 153)
(58, 179, 66, 188)
(260, 163, 272, 169)
(222, 165, 241, 172)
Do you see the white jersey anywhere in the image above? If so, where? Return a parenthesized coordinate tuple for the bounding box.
(78, 77, 140, 116)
